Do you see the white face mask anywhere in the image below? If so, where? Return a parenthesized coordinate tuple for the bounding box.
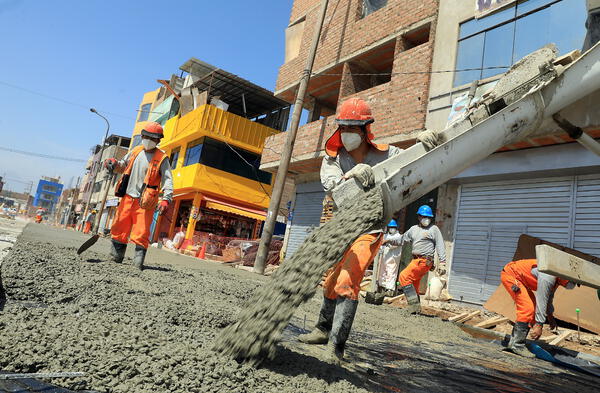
(420, 217, 431, 227)
(565, 281, 576, 290)
(142, 139, 158, 151)
(341, 132, 363, 151)
(388, 228, 397, 235)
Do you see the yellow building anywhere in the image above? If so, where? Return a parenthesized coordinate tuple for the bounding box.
(132, 59, 290, 248)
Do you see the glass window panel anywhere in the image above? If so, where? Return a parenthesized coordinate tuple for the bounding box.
(547, 0, 587, 55)
(460, 5, 517, 39)
(517, 0, 556, 16)
(454, 34, 485, 87)
(169, 148, 180, 170)
(482, 21, 515, 79)
(513, 7, 550, 61)
(184, 140, 203, 167)
(138, 103, 151, 122)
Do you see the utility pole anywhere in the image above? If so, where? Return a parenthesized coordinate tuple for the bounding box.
(253, 0, 329, 274)
(81, 108, 110, 233)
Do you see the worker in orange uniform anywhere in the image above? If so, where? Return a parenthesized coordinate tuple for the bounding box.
(35, 207, 44, 223)
(83, 210, 97, 234)
(298, 98, 402, 364)
(398, 205, 446, 294)
(104, 122, 173, 270)
(500, 258, 575, 357)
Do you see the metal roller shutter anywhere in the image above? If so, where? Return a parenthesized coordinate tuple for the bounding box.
(450, 177, 573, 304)
(574, 174, 600, 256)
(286, 183, 325, 257)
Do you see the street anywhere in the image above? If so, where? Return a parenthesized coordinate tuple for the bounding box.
(0, 222, 597, 392)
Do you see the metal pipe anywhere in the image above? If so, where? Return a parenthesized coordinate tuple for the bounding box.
(253, 0, 330, 274)
(552, 113, 600, 157)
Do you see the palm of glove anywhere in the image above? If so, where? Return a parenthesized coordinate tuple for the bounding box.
(344, 163, 375, 189)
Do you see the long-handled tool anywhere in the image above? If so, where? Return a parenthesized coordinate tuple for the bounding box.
(77, 170, 114, 255)
(365, 247, 385, 305)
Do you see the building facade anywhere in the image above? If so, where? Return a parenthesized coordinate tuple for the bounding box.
(129, 58, 291, 250)
(33, 177, 63, 214)
(261, 0, 439, 257)
(428, 0, 600, 304)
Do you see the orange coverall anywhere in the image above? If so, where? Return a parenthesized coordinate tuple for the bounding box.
(399, 257, 434, 293)
(111, 146, 167, 249)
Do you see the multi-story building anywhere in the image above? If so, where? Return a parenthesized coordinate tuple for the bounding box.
(427, 0, 600, 305)
(79, 135, 131, 233)
(131, 58, 291, 248)
(261, 0, 439, 257)
(33, 176, 63, 214)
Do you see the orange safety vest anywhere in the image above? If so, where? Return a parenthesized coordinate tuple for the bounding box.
(504, 259, 569, 291)
(115, 146, 167, 208)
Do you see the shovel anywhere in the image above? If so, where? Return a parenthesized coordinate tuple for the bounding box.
(77, 171, 114, 255)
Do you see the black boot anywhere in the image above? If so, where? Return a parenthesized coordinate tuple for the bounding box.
(110, 240, 126, 263)
(326, 297, 358, 365)
(133, 245, 147, 271)
(503, 322, 535, 358)
(298, 297, 336, 344)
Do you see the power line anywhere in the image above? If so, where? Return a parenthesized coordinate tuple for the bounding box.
(0, 146, 87, 163)
(0, 80, 136, 120)
(312, 65, 510, 76)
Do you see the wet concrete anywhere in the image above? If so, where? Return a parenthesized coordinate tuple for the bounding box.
(0, 223, 598, 392)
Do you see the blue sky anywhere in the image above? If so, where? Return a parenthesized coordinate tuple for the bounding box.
(0, 0, 293, 193)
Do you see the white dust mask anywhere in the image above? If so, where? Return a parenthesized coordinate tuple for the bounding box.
(341, 132, 362, 151)
(420, 218, 431, 227)
(388, 228, 397, 235)
(142, 139, 158, 151)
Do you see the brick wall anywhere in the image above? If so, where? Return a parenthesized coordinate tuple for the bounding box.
(277, 0, 438, 91)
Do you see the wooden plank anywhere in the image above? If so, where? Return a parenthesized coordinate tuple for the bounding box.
(448, 312, 469, 322)
(454, 310, 481, 324)
(549, 331, 572, 346)
(536, 244, 600, 289)
(475, 316, 509, 328)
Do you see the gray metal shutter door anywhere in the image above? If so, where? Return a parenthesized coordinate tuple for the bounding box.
(450, 177, 573, 304)
(286, 190, 325, 257)
(574, 174, 600, 257)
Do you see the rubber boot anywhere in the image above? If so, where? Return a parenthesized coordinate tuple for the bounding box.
(503, 322, 535, 358)
(326, 297, 358, 365)
(133, 245, 147, 271)
(298, 297, 336, 344)
(110, 240, 126, 263)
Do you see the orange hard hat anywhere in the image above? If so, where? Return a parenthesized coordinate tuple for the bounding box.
(325, 98, 387, 157)
(141, 122, 164, 139)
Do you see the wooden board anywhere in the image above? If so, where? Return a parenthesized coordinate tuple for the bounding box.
(475, 316, 509, 329)
(549, 331, 572, 346)
(536, 245, 600, 289)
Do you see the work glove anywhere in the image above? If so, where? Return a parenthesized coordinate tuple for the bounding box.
(530, 323, 543, 340)
(417, 129, 446, 151)
(158, 200, 169, 215)
(437, 262, 447, 276)
(343, 163, 375, 189)
(104, 158, 117, 172)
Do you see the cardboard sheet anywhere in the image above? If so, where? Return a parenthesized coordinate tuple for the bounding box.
(483, 235, 600, 334)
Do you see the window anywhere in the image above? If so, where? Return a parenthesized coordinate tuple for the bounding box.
(454, 0, 586, 87)
(184, 139, 203, 167)
(138, 103, 152, 122)
(361, 0, 387, 18)
(130, 134, 142, 149)
(183, 137, 272, 184)
(170, 148, 180, 169)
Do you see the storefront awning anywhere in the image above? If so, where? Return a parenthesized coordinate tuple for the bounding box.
(203, 196, 266, 221)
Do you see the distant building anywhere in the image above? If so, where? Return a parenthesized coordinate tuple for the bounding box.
(33, 177, 63, 214)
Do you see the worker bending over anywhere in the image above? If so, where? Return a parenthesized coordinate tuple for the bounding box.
(501, 258, 575, 357)
(378, 219, 403, 293)
(298, 98, 402, 364)
(83, 210, 97, 234)
(398, 205, 446, 293)
(104, 122, 173, 270)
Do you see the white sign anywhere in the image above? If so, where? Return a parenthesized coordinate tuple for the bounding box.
(475, 0, 516, 18)
(105, 198, 119, 207)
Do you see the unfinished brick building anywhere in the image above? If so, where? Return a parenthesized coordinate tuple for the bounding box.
(261, 0, 439, 256)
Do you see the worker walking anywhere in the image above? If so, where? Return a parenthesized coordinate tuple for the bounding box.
(398, 205, 446, 294)
(83, 210, 97, 234)
(500, 258, 575, 357)
(298, 98, 402, 364)
(378, 219, 403, 294)
(104, 122, 173, 270)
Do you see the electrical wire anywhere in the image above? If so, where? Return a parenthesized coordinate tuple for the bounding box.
(0, 146, 87, 163)
(0, 80, 136, 120)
